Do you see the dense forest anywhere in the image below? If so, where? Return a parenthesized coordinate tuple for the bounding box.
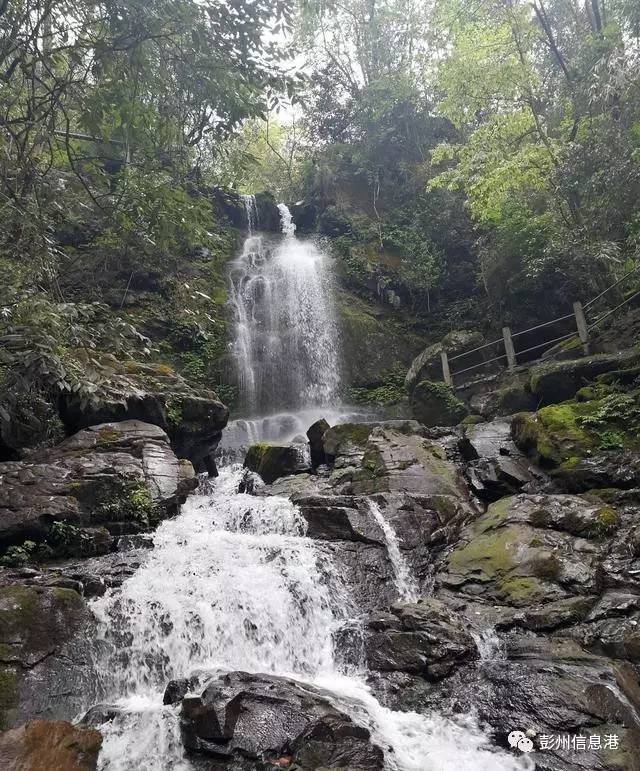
(3, 2, 640, 769)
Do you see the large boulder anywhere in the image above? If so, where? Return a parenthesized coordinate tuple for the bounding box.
(322, 421, 469, 499)
(438, 494, 619, 608)
(0, 420, 197, 561)
(512, 387, 640, 491)
(243, 443, 309, 485)
(366, 599, 477, 681)
(528, 351, 640, 405)
(58, 361, 228, 472)
(410, 380, 469, 427)
(0, 586, 97, 730)
(179, 671, 384, 769)
(0, 720, 102, 771)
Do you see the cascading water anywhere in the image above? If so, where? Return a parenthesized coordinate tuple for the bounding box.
(86, 201, 532, 771)
(228, 202, 340, 417)
(90, 465, 531, 771)
(368, 500, 419, 603)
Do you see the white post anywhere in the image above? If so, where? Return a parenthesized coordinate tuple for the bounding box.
(441, 350, 452, 386)
(502, 326, 517, 370)
(573, 301, 590, 355)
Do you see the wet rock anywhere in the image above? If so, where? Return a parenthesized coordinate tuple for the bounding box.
(460, 419, 543, 500)
(164, 678, 191, 706)
(0, 420, 197, 557)
(0, 585, 97, 729)
(294, 495, 385, 544)
(418, 635, 640, 771)
(529, 350, 640, 405)
(438, 494, 616, 607)
(179, 671, 384, 769)
(469, 374, 537, 419)
(410, 380, 469, 428)
(366, 599, 477, 680)
(0, 719, 102, 771)
(307, 418, 330, 468)
(243, 443, 309, 485)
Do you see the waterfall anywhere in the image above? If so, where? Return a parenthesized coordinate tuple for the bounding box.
(368, 500, 419, 603)
(240, 193, 258, 235)
(227, 203, 340, 417)
(91, 466, 531, 771)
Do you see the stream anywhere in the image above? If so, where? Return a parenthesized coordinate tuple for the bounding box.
(86, 204, 532, 771)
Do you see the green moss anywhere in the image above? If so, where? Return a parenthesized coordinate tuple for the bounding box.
(498, 576, 542, 604)
(462, 414, 485, 426)
(96, 426, 121, 445)
(595, 506, 620, 532)
(448, 527, 520, 580)
(0, 667, 18, 730)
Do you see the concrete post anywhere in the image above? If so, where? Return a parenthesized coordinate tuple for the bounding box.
(573, 301, 590, 355)
(441, 350, 452, 386)
(502, 326, 517, 370)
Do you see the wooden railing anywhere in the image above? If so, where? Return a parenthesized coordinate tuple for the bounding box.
(440, 268, 640, 388)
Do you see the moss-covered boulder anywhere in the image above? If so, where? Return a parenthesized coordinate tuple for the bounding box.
(528, 350, 640, 405)
(243, 443, 309, 485)
(410, 380, 468, 428)
(439, 494, 616, 608)
(512, 388, 640, 490)
(0, 586, 96, 729)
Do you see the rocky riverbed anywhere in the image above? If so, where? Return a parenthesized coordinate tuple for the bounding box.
(1, 353, 640, 770)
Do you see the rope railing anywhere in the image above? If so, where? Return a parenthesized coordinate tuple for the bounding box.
(441, 266, 640, 389)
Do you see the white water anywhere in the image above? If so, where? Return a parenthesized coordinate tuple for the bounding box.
(89, 204, 531, 770)
(369, 500, 419, 602)
(228, 202, 341, 417)
(472, 628, 507, 663)
(92, 465, 531, 771)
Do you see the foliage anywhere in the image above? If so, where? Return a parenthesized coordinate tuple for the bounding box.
(346, 366, 407, 405)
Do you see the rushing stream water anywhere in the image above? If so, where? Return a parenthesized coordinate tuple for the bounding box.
(87, 203, 532, 770)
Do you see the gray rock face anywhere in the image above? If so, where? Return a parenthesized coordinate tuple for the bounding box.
(0, 420, 197, 555)
(410, 381, 469, 427)
(459, 419, 545, 500)
(0, 585, 98, 730)
(366, 599, 477, 680)
(179, 671, 384, 769)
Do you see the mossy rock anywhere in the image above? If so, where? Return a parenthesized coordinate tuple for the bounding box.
(243, 443, 307, 485)
(322, 423, 374, 459)
(442, 494, 606, 607)
(0, 585, 92, 729)
(529, 351, 640, 406)
(410, 380, 468, 428)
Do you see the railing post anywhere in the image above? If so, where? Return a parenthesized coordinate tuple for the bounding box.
(502, 326, 516, 370)
(441, 350, 452, 387)
(573, 301, 590, 355)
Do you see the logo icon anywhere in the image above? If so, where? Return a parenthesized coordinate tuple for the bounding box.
(508, 730, 534, 753)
